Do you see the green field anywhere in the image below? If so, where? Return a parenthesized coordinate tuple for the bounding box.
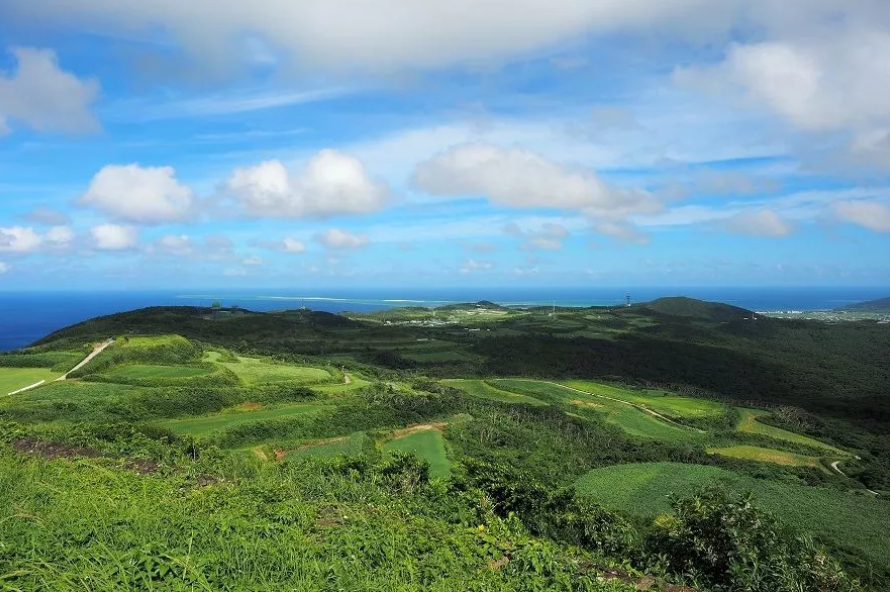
(286, 431, 370, 460)
(490, 380, 701, 441)
(576, 462, 890, 569)
(564, 380, 725, 418)
(707, 445, 826, 470)
(159, 403, 328, 436)
(205, 353, 332, 385)
(443, 379, 548, 406)
(10, 380, 141, 403)
(313, 375, 371, 393)
(104, 364, 211, 381)
(383, 429, 451, 479)
(736, 409, 848, 455)
(0, 367, 60, 394)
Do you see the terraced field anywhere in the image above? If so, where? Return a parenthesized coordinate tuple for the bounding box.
(383, 428, 451, 479)
(0, 367, 59, 394)
(576, 462, 890, 569)
(489, 380, 702, 442)
(443, 379, 548, 406)
(286, 432, 370, 460)
(736, 408, 848, 455)
(707, 445, 826, 470)
(104, 364, 212, 381)
(204, 352, 332, 385)
(564, 380, 725, 418)
(160, 403, 328, 436)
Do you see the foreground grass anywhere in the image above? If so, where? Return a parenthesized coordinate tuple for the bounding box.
(575, 462, 890, 570)
(0, 367, 60, 394)
(707, 445, 826, 470)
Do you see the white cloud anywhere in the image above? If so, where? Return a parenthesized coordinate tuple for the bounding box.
(90, 224, 139, 250)
(724, 210, 793, 237)
(0, 261, 9, 274)
(155, 235, 193, 255)
(594, 221, 650, 244)
(413, 143, 657, 216)
(460, 259, 495, 274)
(833, 201, 890, 232)
(282, 238, 306, 253)
(226, 150, 388, 218)
(505, 221, 571, 250)
(315, 228, 369, 250)
(0, 47, 99, 135)
(45, 226, 75, 246)
(0, 227, 43, 253)
(22, 206, 70, 226)
(80, 164, 194, 224)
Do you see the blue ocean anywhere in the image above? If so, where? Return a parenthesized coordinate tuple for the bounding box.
(0, 286, 887, 352)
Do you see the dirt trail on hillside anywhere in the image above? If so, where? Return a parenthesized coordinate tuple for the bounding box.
(344, 373, 352, 385)
(57, 339, 114, 381)
(518, 379, 701, 432)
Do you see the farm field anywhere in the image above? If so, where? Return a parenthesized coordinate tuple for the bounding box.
(489, 379, 702, 441)
(103, 364, 212, 381)
(204, 352, 332, 385)
(575, 462, 890, 569)
(736, 408, 848, 455)
(313, 375, 371, 393)
(707, 445, 826, 470)
(443, 379, 548, 406)
(286, 432, 370, 460)
(159, 403, 328, 436)
(0, 367, 60, 394)
(564, 380, 725, 418)
(383, 429, 451, 479)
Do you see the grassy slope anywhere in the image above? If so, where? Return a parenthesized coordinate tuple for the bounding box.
(0, 367, 60, 394)
(443, 379, 548, 406)
(383, 429, 451, 479)
(575, 462, 890, 569)
(205, 353, 331, 385)
(286, 432, 370, 460)
(707, 445, 826, 470)
(160, 403, 328, 436)
(736, 408, 848, 455)
(564, 380, 725, 418)
(104, 364, 212, 380)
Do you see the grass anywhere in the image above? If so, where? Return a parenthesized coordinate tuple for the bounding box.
(286, 431, 370, 460)
(313, 375, 371, 393)
(0, 367, 61, 394)
(159, 403, 328, 436)
(10, 380, 141, 403)
(707, 445, 826, 470)
(443, 379, 548, 406)
(204, 353, 332, 385)
(575, 462, 890, 570)
(489, 380, 702, 442)
(383, 429, 451, 479)
(103, 364, 212, 380)
(736, 408, 848, 456)
(564, 380, 725, 419)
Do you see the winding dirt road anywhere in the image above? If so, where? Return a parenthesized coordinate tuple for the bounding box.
(56, 339, 114, 381)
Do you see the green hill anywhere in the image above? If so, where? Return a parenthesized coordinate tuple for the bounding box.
(840, 297, 890, 313)
(642, 297, 757, 322)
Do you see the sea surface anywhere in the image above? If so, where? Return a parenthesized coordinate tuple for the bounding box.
(0, 286, 887, 352)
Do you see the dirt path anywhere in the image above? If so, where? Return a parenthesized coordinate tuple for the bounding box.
(57, 338, 114, 381)
(517, 379, 701, 432)
(344, 373, 352, 385)
(831, 461, 880, 496)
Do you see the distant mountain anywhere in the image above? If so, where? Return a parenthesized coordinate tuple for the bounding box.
(840, 297, 890, 313)
(642, 297, 757, 322)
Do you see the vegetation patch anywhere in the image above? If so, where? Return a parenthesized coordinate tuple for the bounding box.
(707, 445, 826, 470)
(736, 408, 848, 455)
(0, 367, 59, 394)
(286, 431, 370, 460)
(206, 353, 332, 385)
(443, 379, 548, 406)
(383, 428, 451, 479)
(159, 403, 328, 436)
(564, 380, 725, 419)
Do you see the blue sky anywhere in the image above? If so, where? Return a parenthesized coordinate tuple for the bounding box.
(0, 0, 889, 289)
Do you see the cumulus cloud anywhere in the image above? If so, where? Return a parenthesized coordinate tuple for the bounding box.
(155, 235, 193, 255)
(282, 238, 307, 253)
(413, 143, 657, 217)
(0, 225, 74, 253)
(593, 221, 650, 245)
(0, 47, 99, 135)
(724, 210, 793, 238)
(833, 201, 890, 232)
(22, 206, 71, 226)
(90, 224, 139, 250)
(315, 228, 369, 250)
(226, 150, 388, 218)
(505, 221, 571, 250)
(80, 164, 194, 224)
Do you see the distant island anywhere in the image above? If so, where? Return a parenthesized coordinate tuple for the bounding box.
(840, 296, 890, 313)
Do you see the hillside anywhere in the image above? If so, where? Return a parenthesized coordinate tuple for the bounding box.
(1, 304, 889, 590)
(642, 297, 757, 322)
(841, 296, 890, 312)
